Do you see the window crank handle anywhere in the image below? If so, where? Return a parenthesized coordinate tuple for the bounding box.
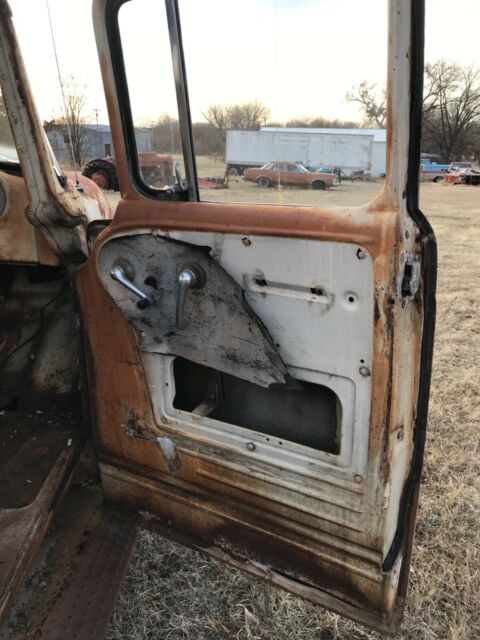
(176, 264, 205, 329)
(110, 265, 151, 310)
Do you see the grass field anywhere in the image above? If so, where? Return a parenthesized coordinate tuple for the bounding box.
(105, 175, 480, 640)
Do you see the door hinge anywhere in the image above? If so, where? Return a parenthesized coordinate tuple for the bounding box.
(401, 259, 421, 297)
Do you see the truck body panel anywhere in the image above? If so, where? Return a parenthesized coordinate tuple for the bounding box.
(226, 130, 373, 173)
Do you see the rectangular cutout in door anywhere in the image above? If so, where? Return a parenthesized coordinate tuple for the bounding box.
(173, 357, 340, 454)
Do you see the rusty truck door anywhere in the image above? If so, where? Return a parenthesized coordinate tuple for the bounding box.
(74, 0, 435, 633)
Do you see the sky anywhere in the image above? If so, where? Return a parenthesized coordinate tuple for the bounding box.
(7, 0, 480, 127)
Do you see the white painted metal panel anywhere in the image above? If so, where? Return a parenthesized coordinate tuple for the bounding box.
(142, 231, 375, 481)
(371, 141, 387, 176)
(226, 130, 373, 171)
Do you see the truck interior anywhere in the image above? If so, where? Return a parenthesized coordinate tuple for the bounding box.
(0, 1, 435, 638)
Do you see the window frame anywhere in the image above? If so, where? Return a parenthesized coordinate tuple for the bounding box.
(105, 0, 198, 201)
(287, 163, 302, 173)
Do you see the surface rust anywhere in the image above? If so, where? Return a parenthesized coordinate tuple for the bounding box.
(72, 145, 423, 623)
(102, 463, 395, 632)
(0, 398, 84, 627)
(64, 172, 113, 221)
(0, 485, 138, 640)
(72, 189, 403, 621)
(0, 172, 58, 265)
(0, 401, 79, 508)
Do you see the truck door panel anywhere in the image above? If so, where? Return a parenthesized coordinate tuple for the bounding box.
(75, 207, 427, 634)
(72, 0, 435, 633)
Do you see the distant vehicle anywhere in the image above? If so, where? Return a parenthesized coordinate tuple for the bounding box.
(444, 168, 480, 185)
(449, 161, 473, 172)
(83, 153, 174, 191)
(226, 130, 373, 176)
(244, 162, 338, 189)
(420, 159, 451, 183)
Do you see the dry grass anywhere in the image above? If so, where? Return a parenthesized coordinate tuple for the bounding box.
(105, 179, 480, 640)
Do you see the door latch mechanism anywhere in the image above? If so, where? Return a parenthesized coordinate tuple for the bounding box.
(401, 259, 421, 297)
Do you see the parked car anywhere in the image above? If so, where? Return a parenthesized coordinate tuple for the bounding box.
(444, 168, 480, 185)
(449, 161, 473, 172)
(420, 159, 451, 183)
(244, 162, 338, 189)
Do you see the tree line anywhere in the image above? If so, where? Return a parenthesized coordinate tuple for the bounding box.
(2, 60, 480, 165)
(347, 60, 480, 161)
(150, 60, 480, 162)
(150, 102, 362, 158)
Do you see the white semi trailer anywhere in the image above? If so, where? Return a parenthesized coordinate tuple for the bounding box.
(226, 129, 374, 175)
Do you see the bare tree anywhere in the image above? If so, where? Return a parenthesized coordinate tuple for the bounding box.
(346, 81, 387, 128)
(150, 114, 182, 155)
(51, 76, 91, 167)
(347, 63, 480, 160)
(203, 101, 270, 132)
(422, 60, 480, 160)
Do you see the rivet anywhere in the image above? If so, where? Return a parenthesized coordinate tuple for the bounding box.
(359, 366, 371, 377)
(356, 248, 367, 260)
(242, 237, 252, 247)
(246, 442, 256, 451)
(354, 474, 363, 483)
(161, 416, 168, 424)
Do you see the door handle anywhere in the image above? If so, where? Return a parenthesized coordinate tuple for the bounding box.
(176, 264, 205, 329)
(110, 264, 151, 310)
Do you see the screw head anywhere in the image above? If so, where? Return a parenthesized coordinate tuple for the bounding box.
(242, 237, 252, 247)
(359, 366, 371, 377)
(246, 442, 256, 451)
(356, 248, 367, 260)
(161, 415, 168, 424)
(354, 474, 363, 483)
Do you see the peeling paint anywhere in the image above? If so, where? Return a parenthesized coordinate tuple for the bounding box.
(156, 436, 181, 472)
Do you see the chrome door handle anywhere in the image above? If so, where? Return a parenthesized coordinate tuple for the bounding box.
(176, 264, 205, 329)
(110, 264, 151, 310)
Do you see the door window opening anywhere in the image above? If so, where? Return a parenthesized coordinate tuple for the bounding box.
(172, 357, 341, 454)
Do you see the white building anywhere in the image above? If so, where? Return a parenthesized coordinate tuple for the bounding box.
(45, 124, 152, 166)
(262, 127, 387, 177)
